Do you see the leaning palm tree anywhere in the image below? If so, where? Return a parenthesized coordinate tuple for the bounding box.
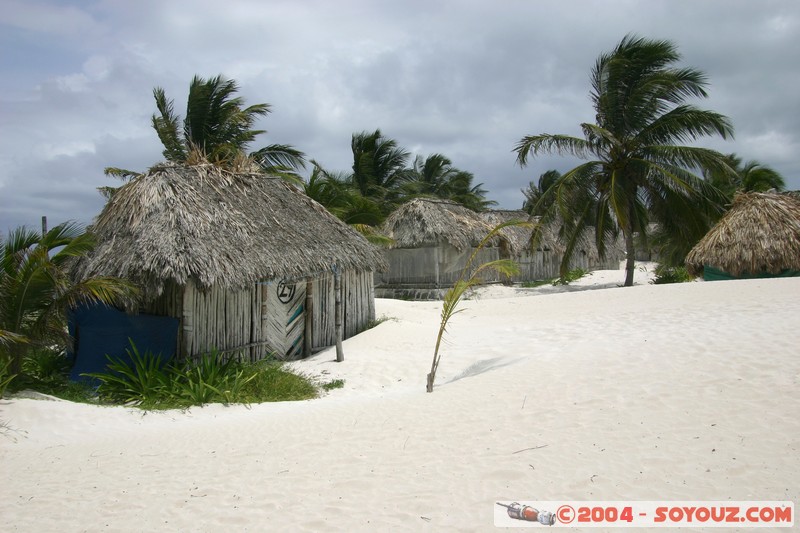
(514, 35, 734, 286)
(0, 222, 138, 374)
(103, 75, 306, 196)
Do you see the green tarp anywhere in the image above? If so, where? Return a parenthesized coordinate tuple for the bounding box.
(703, 265, 800, 281)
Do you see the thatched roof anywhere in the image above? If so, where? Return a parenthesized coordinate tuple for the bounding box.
(479, 210, 531, 256)
(75, 163, 386, 296)
(685, 191, 800, 277)
(382, 198, 502, 251)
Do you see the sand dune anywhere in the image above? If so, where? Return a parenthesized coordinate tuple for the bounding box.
(2, 271, 798, 532)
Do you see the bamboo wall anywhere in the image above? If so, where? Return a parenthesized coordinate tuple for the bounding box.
(376, 243, 626, 293)
(310, 270, 375, 347)
(143, 271, 376, 362)
(376, 244, 501, 288)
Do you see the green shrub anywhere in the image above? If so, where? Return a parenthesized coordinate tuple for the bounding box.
(521, 278, 554, 288)
(22, 349, 72, 381)
(87, 341, 318, 409)
(652, 264, 693, 284)
(321, 378, 345, 391)
(553, 267, 589, 286)
(88, 343, 172, 406)
(240, 361, 318, 402)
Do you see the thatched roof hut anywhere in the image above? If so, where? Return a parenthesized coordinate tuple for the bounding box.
(73, 163, 386, 363)
(685, 191, 800, 279)
(381, 198, 501, 251)
(76, 163, 385, 297)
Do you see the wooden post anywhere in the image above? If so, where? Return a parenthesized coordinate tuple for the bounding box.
(304, 278, 313, 357)
(41, 216, 47, 236)
(334, 267, 344, 362)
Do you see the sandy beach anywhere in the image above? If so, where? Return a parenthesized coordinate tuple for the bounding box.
(2, 268, 798, 532)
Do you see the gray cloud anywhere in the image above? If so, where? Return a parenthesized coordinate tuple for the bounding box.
(2, 0, 799, 233)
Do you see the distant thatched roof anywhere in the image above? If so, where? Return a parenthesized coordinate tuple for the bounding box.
(480, 210, 530, 256)
(75, 163, 386, 296)
(685, 192, 800, 277)
(382, 198, 502, 251)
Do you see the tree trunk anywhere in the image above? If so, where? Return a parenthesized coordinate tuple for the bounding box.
(623, 224, 636, 287)
(9, 343, 26, 376)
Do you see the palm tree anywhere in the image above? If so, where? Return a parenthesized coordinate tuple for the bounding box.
(303, 162, 385, 226)
(153, 75, 306, 172)
(349, 129, 410, 205)
(103, 75, 306, 195)
(0, 222, 137, 374)
(522, 170, 561, 216)
(514, 35, 734, 286)
(402, 154, 496, 211)
(705, 153, 786, 199)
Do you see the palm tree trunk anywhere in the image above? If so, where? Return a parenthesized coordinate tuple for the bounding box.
(9, 343, 26, 375)
(623, 224, 636, 287)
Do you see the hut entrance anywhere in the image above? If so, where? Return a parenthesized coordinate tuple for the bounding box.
(262, 279, 306, 359)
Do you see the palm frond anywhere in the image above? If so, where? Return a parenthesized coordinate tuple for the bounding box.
(514, 134, 595, 166)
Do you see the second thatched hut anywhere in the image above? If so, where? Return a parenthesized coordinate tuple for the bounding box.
(374, 199, 623, 299)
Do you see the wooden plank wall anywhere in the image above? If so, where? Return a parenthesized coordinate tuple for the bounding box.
(151, 271, 375, 361)
(311, 270, 375, 349)
(180, 280, 261, 361)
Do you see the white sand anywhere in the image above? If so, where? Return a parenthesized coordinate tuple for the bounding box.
(2, 267, 799, 532)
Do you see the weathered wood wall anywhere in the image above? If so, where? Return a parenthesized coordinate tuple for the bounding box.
(376, 244, 501, 288)
(311, 270, 375, 347)
(376, 243, 626, 294)
(143, 271, 376, 361)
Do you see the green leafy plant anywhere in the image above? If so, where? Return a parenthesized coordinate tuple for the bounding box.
(88, 342, 171, 406)
(552, 267, 589, 286)
(652, 264, 693, 284)
(87, 341, 318, 408)
(22, 349, 72, 381)
(520, 279, 553, 288)
(426, 220, 527, 392)
(240, 361, 318, 402)
(321, 379, 345, 391)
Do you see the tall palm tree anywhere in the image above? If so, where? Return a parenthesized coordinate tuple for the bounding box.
(0, 222, 138, 374)
(514, 35, 734, 286)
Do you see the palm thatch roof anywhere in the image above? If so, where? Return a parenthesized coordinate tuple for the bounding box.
(382, 198, 503, 251)
(479, 210, 531, 256)
(75, 163, 386, 297)
(685, 191, 800, 277)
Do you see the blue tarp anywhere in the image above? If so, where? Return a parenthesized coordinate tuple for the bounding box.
(67, 304, 179, 382)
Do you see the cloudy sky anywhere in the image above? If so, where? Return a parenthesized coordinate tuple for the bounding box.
(2, 0, 798, 233)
